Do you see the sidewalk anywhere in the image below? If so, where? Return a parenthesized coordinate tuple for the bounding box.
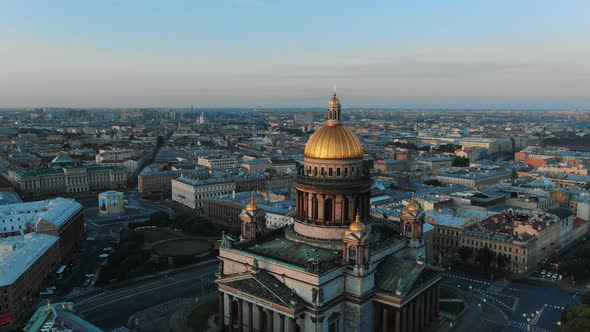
(128, 298, 195, 332)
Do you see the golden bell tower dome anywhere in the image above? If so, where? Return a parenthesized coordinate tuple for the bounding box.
(304, 90, 364, 160)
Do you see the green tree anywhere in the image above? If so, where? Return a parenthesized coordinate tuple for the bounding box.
(497, 253, 509, 269)
(452, 156, 470, 167)
(476, 246, 495, 267)
(149, 211, 170, 226)
(458, 246, 473, 261)
(424, 179, 443, 187)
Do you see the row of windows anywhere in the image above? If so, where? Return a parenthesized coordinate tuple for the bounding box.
(305, 165, 362, 177)
(462, 238, 526, 255)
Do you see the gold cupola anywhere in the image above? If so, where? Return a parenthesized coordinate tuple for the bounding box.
(349, 212, 366, 232)
(245, 194, 259, 212)
(303, 90, 364, 160)
(405, 194, 419, 212)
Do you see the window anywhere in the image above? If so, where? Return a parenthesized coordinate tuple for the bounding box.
(329, 320, 339, 332)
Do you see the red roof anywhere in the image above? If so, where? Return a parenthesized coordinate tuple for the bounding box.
(574, 217, 588, 228)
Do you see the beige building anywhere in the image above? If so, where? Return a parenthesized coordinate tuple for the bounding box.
(8, 165, 127, 199)
(198, 155, 240, 170)
(172, 177, 236, 210)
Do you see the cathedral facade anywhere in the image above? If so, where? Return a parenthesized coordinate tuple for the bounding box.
(216, 91, 442, 332)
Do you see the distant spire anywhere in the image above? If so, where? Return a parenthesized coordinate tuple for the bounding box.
(332, 84, 337, 96)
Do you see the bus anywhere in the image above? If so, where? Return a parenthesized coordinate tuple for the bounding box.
(55, 265, 67, 280)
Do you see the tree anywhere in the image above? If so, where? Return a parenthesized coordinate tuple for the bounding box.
(424, 179, 443, 187)
(435, 144, 460, 153)
(497, 253, 509, 269)
(149, 211, 170, 227)
(458, 246, 473, 261)
(418, 146, 431, 152)
(452, 156, 470, 167)
(476, 246, 495, 267)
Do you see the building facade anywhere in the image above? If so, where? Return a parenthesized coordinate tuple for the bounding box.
(172, 177, 236, 210)
(215, 92, 441, 332)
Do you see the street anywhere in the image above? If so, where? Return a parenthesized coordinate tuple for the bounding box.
(71, 261, 218, 330)
(444, 270, 578, 332)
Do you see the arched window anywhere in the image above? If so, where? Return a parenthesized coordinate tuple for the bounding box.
(324, 198, 333, 223)
(348, 246, 357, 265)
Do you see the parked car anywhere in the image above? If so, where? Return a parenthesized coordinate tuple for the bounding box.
(39, 290, 54, 296)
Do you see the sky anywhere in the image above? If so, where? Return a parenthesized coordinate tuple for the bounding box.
(1, 0, 589, 109)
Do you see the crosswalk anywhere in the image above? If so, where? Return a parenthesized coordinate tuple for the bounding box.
(111, 327, 130, 332)
(507, 320, 550, 332)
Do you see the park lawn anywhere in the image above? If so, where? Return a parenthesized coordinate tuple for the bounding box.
(189, 296, 219, 331)
(136, 227, 181, 243)
(152, 238, 212, 257)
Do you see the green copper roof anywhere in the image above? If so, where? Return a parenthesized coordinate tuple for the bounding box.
(240, 237, 341, 274)
(13, 168, 62, 177)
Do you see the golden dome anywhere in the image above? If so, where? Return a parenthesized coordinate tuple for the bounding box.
(245, 195, 258, 211)
(329, 95, 341, 108)
(349, 213, 366, 232)
(405, 195, 420, 212)
(304, 125, 364, 159)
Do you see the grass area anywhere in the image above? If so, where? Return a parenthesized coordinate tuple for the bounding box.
(152, 238, 212, 257)
(136, 227, 181, 243)
(189, 296, 219, 331)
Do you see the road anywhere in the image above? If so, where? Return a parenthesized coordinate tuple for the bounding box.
(72, 261, 218, 330)
(444, 270, 578, 332)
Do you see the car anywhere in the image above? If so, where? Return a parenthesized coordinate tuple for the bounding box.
(102, 247, 113, 252)
(84, 274, 95, 278)
(87, 237, 96, 241)
(99, 254, 109, 258)
(47, 286, 57, 291)
(541, 270, 547, 275)
(39, 290, 54, 296)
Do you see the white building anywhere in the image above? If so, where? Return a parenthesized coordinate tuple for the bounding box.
(172, 177, 236, 210)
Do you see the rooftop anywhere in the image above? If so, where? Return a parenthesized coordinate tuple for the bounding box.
(0, 233, 60, 287)
(0, 197, 82, 234)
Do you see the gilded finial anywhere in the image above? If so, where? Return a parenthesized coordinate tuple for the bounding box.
(332, 85, 337, 96)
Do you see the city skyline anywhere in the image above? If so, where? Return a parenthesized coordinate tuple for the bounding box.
(1, 0, 589, 108)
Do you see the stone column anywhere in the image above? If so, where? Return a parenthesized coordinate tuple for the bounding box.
(425, 290, 431, 324)
(382, 305, 389, 332)
(257, 305, 264, 332)
(219, 293, 225, 332)
(247, 302, 253, 332)
(312, 194, 318, 222)
(289, 317, 296, 332)
(415, 295, 420, 331)
(407, 302, 413, 332)
(332, 195, 336, 224)
(401, 307, 407, 332)
(238, 299, 244, 332)
(267, 310, 274, 332)
(228, 296, 234, 332)
(395, 309, 401, 332)
(340, 194, 345, 225)
(435, 285, 440, 316)
(279, 315, 285, 332)
(419, 294, 425, 330)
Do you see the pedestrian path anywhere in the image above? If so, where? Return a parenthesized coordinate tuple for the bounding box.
(507, 320, 549, 332)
